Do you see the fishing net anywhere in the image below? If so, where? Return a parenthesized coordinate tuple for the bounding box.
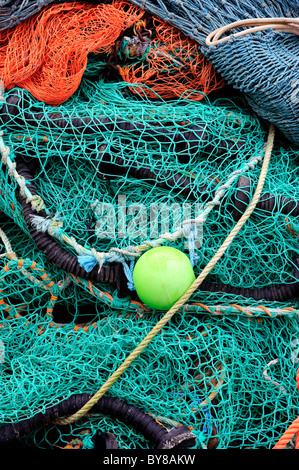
(0, 0, 299, 452)
(0, 0, 107, 31)
(0, 0, 224, 106)
(0, 1, 144, 106)
(129, 0, 299, 148)
(0, 72, 298, 449)
(117, 15, 224, 100)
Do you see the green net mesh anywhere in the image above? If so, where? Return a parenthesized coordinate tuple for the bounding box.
(0, 75, 298, 449)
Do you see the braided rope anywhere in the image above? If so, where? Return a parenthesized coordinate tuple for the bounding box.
(54, 123, 275, 426)
(273, 367, 299, 449)
(0, 227, 52, 291)
(273, 415, 299, 449)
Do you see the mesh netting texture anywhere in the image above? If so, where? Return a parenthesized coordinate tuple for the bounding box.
(0, 1, 224, 105)
(129, 0, 299, 147)
(0, 0, 298, 452)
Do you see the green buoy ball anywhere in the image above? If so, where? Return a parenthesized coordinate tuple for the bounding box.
(133, 246, 196, 310)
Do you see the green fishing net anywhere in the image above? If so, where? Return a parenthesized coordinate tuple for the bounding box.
(0, 76, 298, 449)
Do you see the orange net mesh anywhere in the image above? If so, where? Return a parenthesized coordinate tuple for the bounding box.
(0, 1, 144, 106)
(0, 1, 224, 106)
(117, 16, 224, 100)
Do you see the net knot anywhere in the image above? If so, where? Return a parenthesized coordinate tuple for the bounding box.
(122, 260, 136, 291)
(26, 195, 46, 212)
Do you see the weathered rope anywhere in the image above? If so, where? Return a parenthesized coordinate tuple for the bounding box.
(0, 227, 51, 291)
(54, 123, 275, 426)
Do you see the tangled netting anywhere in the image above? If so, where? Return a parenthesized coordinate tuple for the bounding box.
(129, 0, 299, 148)
(0, 1, 143, 106)
(116, 15, 224, 100)
(0, 1, 224, 106)
(0, 0, 108, 31)
(0, 68, 298, 449)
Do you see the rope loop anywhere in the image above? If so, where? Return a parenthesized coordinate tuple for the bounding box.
(206, 17, 299, 46)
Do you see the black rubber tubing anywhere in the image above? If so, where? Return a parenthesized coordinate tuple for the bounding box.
(15, 156, 299, 302)
(0, 89, 246, 160)
(15, 157, 130, 297)
(0, 393, 197, 450)
(98, 155, 299, 217)
(232, 175, 299, 220)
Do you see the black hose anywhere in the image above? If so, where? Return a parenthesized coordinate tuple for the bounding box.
(0, 89, 246, 159)
(199, 271, 299, 302)
(15, 158, 130, 297)
(232, 175, 299, 220)
(97, 152, 209, 200)
(0, 393, 197, 450)
(15, 155, 299, 302)
(99, 155, 299, 218)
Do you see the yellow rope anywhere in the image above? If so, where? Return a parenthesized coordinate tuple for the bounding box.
(55, 123, 275, 426)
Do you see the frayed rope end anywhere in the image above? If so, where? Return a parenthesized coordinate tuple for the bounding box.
(30, 215, 52, 233)
(78, 255, 98, 273)
(122, 260, 136, 291)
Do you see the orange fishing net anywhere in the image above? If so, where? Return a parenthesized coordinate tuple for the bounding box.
(117, 16, 224, 100)
(0, 1, 223, 106)
(0, 1, 143, 106)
